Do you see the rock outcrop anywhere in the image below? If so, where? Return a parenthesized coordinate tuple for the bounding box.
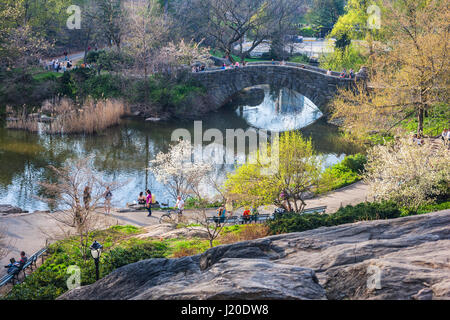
(60, 210, 450, 300)
(0, 204, 28, 215)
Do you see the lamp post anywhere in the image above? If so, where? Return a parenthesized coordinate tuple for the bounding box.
(89, 240, 103, 281)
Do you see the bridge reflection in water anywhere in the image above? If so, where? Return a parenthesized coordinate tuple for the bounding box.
(235, 85, 323, 132)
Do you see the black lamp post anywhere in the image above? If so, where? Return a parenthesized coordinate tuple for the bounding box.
(89, 240, 103, 281)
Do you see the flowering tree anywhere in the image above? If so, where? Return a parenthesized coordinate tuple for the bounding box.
(149, 139, 213, 202)
(159, 39, 209, 66)
(364, 138, 450, 209)
(39, 159, 123, 260)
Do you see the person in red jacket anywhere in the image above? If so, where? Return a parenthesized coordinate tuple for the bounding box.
(243, 208, 251, 224)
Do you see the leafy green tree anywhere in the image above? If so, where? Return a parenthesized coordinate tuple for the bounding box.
(319, 44, 367, 71)
(306, 0, 346, 29)
(97, 0, 128, 50)
(225, 131, 322, 213)
(331, 0, 449, 137)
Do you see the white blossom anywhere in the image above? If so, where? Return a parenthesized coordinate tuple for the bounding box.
(364, 138, 450, 209)
(149, 139, 213, 201)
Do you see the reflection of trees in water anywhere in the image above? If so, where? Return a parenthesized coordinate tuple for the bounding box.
(0, 128, 75, 210)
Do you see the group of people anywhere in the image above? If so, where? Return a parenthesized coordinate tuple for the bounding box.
(192, 65, 206, 72)
(137, 191, 185, 217)
(220, 61, 249, 70)
(412, 134, 426, 146)
(80, 186, 113, 215)
(138, 190, 155, 217)
(242, 206, 259, 223)
(4, 251, 27, 276)
(47, 59, 73, 73)
(339, 68, 355, 79)
(214, 205, 259, 224)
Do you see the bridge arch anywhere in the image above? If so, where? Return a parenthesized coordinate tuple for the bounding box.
(190, 63, 359, 114)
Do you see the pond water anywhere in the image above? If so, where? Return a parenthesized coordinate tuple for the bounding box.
(0, 85, 359, 211)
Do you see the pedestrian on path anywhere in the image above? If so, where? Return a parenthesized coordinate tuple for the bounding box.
(104, 187, 112, 215)
(146, 190, 153, 217)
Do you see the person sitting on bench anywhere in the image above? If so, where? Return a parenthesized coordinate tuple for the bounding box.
(138, 192, 147, 205)
(251, 206, 259, 222)
(243, 207, 251, 223)
(18, 251, 28, 269)
(215, 207, 226, 224)
(4, 258, 21, 275)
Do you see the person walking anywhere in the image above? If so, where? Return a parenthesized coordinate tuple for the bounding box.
(175, 196, 185, 215)
(146, 190, 153, 217)
(104, 187, 112, 215)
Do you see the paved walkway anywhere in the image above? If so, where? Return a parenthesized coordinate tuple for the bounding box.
(304, 181, 370, 213)
(0, 181, 369, 276)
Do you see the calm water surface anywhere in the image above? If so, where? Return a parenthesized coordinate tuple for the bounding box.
(0, 85, 359, 211)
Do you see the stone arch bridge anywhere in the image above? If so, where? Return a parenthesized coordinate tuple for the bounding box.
(189, 62, 362, 114)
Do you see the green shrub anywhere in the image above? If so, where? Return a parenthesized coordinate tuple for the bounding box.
(185, 197, 223, 209)
(289, 54, 310, 64)
(319, 44, 367, 71)
(400, 201, 450, 217)
(299, 26, 316, 37)
(267, 201, 402, 235)
(318, 153, 367, 194)
(341, 153, 367, 173)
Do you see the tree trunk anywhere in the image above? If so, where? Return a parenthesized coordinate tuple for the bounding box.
(83, 27, 92, 64)
(417, 107, 424, 137)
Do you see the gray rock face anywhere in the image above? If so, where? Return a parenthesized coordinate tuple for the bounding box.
(0, 204, 27, 215)
(60, 210, 450, 300)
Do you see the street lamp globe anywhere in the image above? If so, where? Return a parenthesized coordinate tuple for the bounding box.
(90, 241, 103, 260)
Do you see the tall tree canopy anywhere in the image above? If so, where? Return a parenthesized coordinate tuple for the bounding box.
(331, 0, 449, 137)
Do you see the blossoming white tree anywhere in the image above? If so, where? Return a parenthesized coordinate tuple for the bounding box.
(364, 138, 450, 209)
(149, 139, 213, 201)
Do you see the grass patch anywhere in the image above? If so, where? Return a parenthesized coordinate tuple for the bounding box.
(218, 224, 270, 244)
(166, 238, 213, 258)
(317, 153, 367, 194)
(32, 71, 63, 82)
(401, 103, 449, 137)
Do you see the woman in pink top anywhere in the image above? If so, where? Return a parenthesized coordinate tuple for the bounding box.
(146, 190, 152, 217)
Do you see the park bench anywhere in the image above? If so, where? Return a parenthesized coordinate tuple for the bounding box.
(301, 206, 327, 215)
(0, 273, 14, 287)
(0, 247, 48, 288)
(207, 214, 273, 226)
(238, 214, 272, 224)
